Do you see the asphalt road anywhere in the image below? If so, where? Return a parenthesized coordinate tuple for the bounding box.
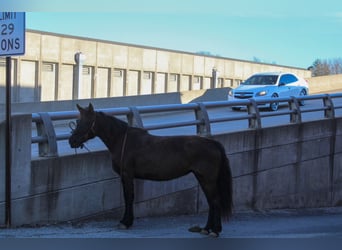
(1, 207, 342, 238)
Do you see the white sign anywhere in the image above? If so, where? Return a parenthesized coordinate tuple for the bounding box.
(0, 12, 25, 56)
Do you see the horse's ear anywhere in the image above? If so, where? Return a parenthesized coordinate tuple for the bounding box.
(76, 104, 83, 112)
(88, 103, 94, 113)
(77, 104, 88, 117)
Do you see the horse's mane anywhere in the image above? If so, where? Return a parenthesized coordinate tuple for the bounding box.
(97, 111, 147, 133)
(96, 111, 127, 128)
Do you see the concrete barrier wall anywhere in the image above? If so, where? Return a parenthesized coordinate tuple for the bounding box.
(307, 74, 342, 93)
(0, 87, 230, 116)
(0, 114, 32, 225)
(222, 119, 342, 210)
(1, 114, 341, 226)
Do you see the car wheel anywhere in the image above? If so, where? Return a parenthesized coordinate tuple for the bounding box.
(269, 93, 279, 111)
(299, 89, 307, 106)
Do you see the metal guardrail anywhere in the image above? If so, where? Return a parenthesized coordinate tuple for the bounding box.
(31, 93, 342, 157)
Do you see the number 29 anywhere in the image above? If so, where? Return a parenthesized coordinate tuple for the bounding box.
(1, 23, 15, 35)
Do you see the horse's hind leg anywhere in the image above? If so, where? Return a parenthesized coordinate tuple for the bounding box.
(119, 175, 134, 229)
(203, 191, 222, 237)
(193, 172, 222, 237)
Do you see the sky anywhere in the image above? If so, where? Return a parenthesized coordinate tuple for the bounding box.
(3, 0, 342, 69)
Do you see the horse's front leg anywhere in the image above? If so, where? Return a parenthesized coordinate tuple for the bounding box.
(119, 173, 134, 229)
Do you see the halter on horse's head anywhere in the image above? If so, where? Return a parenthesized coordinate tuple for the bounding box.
(69, 103, 96, 149)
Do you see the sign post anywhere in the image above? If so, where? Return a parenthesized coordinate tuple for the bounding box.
(0, 12, 25, 227)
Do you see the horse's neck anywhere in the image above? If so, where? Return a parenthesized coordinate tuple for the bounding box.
(95, 112, 127, 151)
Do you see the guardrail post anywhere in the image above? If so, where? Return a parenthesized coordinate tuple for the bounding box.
(323, 94, 335, 119)
(195, 103, 211, 136)
(36, 112, 58, 157)
(289, 96, 302, 123)
(247, 99, 261, 129)
(127, 107, 144, 128)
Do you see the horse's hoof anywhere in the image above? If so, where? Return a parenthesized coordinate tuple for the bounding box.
(200, 229, 210, 235)
(188, 225, 202, 233)
(209, 232, 219, 238)
(117, 223, 128, 230)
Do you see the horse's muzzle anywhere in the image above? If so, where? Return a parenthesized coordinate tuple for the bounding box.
(69, 136, 82, 148)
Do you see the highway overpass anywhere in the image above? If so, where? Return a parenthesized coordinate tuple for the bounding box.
(1, 89, 341, 227)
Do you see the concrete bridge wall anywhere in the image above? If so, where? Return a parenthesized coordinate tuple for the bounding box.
(0, 114, 341, 226)
(306, 74, 342, 94)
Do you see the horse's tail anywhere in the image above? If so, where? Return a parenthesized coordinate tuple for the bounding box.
(217, 143, 233, 220)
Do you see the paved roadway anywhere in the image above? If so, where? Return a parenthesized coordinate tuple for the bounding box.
(1, 207, 342, 238)
(32, 96, 342, 157)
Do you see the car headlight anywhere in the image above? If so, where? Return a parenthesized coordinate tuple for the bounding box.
(228, 90, 233, 96)
(256, 90, 267, 96)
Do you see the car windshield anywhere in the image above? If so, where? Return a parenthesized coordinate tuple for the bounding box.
(242, 75, 278, 85)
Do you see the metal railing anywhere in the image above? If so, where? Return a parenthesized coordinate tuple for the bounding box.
(31, 93, 342, 157)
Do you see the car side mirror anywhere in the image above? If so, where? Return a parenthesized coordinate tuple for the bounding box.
(279, 82, 286, 87)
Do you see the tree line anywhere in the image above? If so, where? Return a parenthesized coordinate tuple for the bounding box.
(251, 56, 342, 77)
(309, 58, 342, 76)
(196, 51, 342, 77)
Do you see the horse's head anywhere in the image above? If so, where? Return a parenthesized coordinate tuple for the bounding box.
(69, 103, 97, 148)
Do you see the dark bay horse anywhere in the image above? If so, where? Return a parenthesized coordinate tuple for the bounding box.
(69, 103, 233, 237)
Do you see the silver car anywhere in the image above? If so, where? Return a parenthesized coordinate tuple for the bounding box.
(228, 72, 309, 111)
